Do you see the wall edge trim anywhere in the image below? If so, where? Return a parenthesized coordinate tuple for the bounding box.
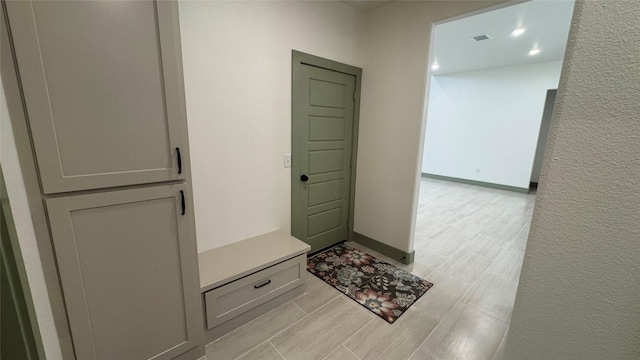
(421, 173, 530, 194)
(352, 232, 415, 265)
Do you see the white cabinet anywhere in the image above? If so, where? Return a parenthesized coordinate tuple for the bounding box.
(46, 185, 201, 360)
(5, 1, 203, 359)
(198, 231, 310, 342)
(204, 255, 306, 330)
(7, 0, 190, 194)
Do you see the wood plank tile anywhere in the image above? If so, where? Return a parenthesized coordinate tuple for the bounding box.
(508, 222, 531, 252)
(428, 223, 486, 258)
(486, 248, 525, 283)
(292, 275, 341, 314)
(345, 306, 439, 360)
(410, 303, 507, 360)
(464, 233, 509, 261)
(438, 250, 493, 284)
(461, 274, 518, 322)
(412, 232, 436, 250)
(412, 271, 470, 321)
(480, 214, 528, 243)
(425, 235, 467, 259)
(411, 248, 448, 278)
(474, 193, 525, 220)
(409, 353, 438, 360)
(324, 345, 361, 360)
(271, 297, 372, 360)
(205, 301, 305, 360)
(236, 342, 283, 360)
(491, 328, 509, 360)
(415, 210, 461, 238)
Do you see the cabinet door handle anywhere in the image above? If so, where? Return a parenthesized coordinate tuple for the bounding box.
(176, 147, 182, 174)
(180, 190, 186, 216)
(254, 279, 271, 289)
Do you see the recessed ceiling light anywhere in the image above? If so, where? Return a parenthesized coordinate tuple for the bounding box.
(528, 48, 541, 56)
(432, 62, 440, 70)
(511, 28, 526, 37)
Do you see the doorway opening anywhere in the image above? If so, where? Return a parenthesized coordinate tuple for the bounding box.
(411, 0, 574, 348)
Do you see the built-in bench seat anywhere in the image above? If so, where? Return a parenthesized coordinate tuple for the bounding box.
(198, 230, 310, 342)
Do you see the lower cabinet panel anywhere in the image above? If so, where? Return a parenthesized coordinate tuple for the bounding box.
(205, 255, 306, 330)
(46, 184, 201, 360)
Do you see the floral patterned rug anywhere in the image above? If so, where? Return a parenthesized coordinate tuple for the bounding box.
(307, 243, 434, 324)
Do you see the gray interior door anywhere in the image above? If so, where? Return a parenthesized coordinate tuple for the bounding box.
(45, 184, 200, 360)
(292, 64, 356, 252)
(5, 1, 189, 194)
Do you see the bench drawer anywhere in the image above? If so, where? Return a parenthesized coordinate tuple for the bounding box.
(204, 254, 306, 329)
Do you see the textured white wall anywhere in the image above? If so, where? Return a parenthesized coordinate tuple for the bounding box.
(355, 0, 504, 252)
(506, 0, 640, 359)
(179, 1, 365, 252)
(422, 61, 562, 189)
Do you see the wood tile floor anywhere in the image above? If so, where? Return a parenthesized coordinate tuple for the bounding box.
(200, 178, 536, 360)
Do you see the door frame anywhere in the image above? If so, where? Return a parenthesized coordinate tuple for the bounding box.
(291, 50, 362, 248)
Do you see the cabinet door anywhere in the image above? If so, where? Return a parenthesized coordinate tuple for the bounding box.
(6, 1, 190, 194)
(45, 184, 201, 360)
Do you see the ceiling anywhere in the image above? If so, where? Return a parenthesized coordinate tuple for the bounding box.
(431, 0, 575, 75)
(341, 0, 395, 13)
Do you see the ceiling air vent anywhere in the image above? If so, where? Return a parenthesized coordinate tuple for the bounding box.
(471, 34, 491, 42)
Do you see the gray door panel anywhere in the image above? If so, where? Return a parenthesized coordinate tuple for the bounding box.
(293, 64, 355, 252)
(6, 1, 189, 194)
(45, 184, 200, 360)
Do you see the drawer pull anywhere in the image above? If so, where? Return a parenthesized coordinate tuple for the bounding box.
(254, 279, 271, 289)
(176, 147, 182, 174)
(180, 190, 186, 216)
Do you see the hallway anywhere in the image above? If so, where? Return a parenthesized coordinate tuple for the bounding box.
(202, 178, 536, 360)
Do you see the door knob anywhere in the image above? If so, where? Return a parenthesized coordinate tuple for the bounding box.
(300, 174, 309, 182)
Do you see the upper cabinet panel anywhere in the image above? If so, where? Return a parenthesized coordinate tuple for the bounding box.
(6, 1, 189, 193)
